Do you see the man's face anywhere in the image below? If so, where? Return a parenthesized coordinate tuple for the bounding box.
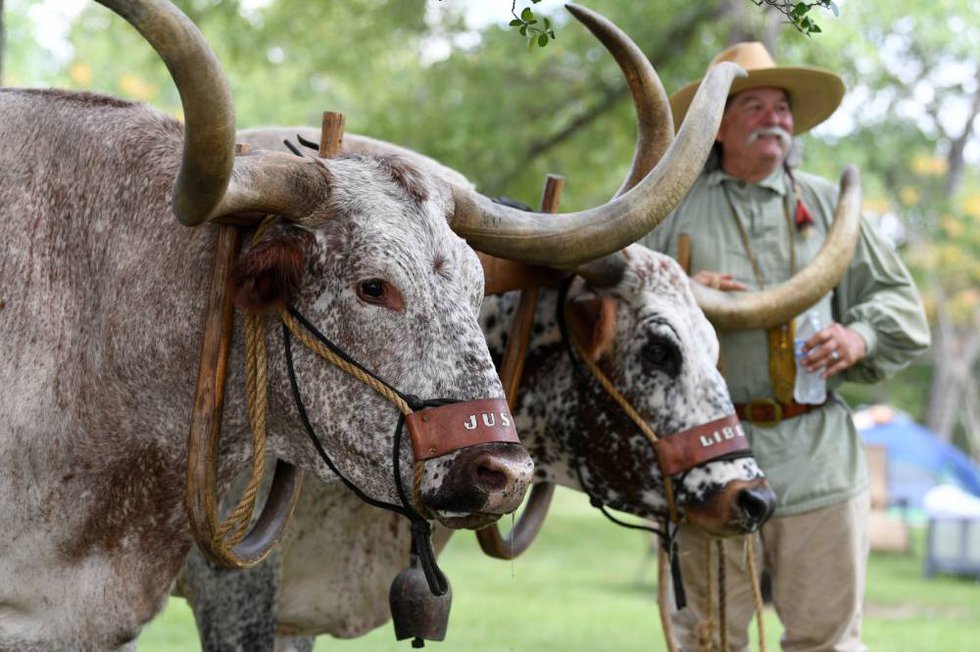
(716, 87, 794, 176)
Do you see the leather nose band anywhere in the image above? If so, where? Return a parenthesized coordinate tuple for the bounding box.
(654, 414, 752, 476)
(406, 398, 520, 461)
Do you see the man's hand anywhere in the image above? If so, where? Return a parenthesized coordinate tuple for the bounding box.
(801, 322, 867, 378)
(692, 270, 748, 292)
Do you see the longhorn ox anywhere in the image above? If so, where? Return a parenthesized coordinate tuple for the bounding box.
(0, 1, 740, 649)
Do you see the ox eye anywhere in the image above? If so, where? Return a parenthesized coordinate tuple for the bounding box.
(357, 278, 387, 303)
(641, 337, 680, 377)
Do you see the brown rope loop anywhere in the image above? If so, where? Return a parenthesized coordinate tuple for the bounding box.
(279, 308, 412, 415)
(209, 220, 279, 553)
(567, 333, 681, 524)
(213, 311, 269, 550)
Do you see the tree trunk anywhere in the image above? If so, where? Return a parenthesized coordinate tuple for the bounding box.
(925, 286, 962, 441)
(724, 0, 781, 49)
(944, 67, 980, 197)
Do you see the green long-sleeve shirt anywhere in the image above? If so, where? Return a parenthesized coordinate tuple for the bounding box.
(641, 163, 930, 515)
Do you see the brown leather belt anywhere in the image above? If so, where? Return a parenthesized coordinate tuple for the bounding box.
(734, 398, 826, 428)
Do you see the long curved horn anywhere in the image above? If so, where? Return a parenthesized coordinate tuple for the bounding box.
(97, 0, 236, 226)
(559, 5, 674, 200)
(101, 0, 328, 227)
(693, 166, 863, 330)
(453, 60, 741, 268)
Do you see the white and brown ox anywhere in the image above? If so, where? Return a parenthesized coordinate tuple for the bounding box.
(168, 4, 862, 650)
(0, 1, 743, 649)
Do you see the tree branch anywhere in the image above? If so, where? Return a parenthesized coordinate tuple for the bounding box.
(492, 1, 724, 190)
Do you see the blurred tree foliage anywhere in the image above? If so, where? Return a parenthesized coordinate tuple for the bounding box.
(5, 0, 979, 451)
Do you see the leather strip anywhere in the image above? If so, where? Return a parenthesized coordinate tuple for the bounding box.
(654, 414, 752, 476)
(479, 253, 570, 296)
(734, 398, 826, 424)
(406, 398, 520, 461)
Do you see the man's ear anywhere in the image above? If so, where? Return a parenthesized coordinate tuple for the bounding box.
(565, 293, 618, 361)
(232, 226, 312, 313)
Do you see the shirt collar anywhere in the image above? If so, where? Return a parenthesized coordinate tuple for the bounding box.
(706, 162, 790, 196)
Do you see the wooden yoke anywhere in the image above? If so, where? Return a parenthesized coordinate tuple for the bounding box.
(476, 174, 564, 560)
(185, 113, 345, 568)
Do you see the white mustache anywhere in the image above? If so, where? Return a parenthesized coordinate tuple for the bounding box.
(746, 127, 792, 148)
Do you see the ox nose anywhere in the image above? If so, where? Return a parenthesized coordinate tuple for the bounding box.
(422, 442, 533, 527)
(467, 444, 534, 514)
(737, 486, 777, 531)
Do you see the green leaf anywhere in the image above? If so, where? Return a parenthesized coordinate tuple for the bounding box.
(509, 19, 523, 27)
(521, 7, 534, 21)
(519, 25, 527, 36)
(538, 33, 549, 47)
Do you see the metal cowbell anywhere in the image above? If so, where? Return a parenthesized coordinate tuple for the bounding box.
(389, 554, 452, 648)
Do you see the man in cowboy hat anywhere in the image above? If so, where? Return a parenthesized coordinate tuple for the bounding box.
(642, 42, 929, 651)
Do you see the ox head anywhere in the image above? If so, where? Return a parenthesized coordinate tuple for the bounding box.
(102, 1, 740, 533)
(551, 247, 775, 536)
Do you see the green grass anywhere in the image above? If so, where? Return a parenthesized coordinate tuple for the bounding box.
(141, 488, 980, 651)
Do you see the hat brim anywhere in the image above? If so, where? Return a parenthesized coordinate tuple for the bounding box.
(670, 66, 844, 135)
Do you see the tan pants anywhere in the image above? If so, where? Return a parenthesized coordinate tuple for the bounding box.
(667, 491, 870, 652)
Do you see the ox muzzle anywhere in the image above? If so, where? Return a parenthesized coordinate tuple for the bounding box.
(655, 414, 776, 537)
(282, 307, 533, 529)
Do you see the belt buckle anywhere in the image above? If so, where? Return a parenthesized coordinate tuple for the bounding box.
(746, 398, 782, 428)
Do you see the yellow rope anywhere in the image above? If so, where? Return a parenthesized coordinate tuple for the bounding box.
(279, 308, 412, 416)
(412, 461, 436, 521)
(745, 535, 768, 652)
(696, 538, 718, 652)
(657, 545, 680, 652)
(717, 539, 729, 652)
(568, 337, 658, 447)
(214, 311, 268, 550)
(566, 335, 682, 525)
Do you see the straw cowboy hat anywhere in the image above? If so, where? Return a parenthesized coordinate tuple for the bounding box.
(670, 41, 845, 135)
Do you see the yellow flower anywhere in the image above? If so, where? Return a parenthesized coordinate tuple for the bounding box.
(69, 62, 93, 87)
(118, 74, 158, 102)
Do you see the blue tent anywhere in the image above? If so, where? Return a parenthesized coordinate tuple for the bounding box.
(858, 411, 980, 510)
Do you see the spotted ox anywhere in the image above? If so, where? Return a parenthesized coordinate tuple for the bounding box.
(0, 1, 736, 650)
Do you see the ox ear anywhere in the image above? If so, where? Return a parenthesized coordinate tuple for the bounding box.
(565, 293, 618, 361)
(233, 225, 312, 314)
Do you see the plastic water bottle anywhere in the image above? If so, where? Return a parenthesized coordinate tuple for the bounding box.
(794, 310, 826, 405)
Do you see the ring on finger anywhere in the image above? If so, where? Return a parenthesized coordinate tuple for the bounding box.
(831, 350, 841, 361)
